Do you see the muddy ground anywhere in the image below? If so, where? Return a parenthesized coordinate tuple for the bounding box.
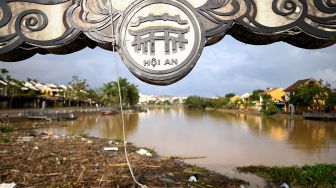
(0, 121, 246, 187)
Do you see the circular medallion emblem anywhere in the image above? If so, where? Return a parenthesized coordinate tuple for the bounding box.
(118, 0, 204, 85)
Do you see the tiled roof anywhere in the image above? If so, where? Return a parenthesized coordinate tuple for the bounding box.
(284, 79, 314, 92)
(0, 79, 7, 85)
(264, 88, 284, 94)
(264, 88, 277, 94)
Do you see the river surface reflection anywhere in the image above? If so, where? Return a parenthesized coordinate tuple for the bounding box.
(41, 107, 336, 176)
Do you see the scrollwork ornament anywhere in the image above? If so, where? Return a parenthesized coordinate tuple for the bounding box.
(0, 0, 80, 58)
(272, 0, 299, 16)
(16, 10, 48, 34)
(197, 0, 249, 39)
(0, 0, 335, 66)
(314, 0, 336, 14)
(67, 0, 121, 43)
(0, 1, 12, 28)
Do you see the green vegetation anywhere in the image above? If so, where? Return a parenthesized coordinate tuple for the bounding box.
(184, 91, 279, 115)
(260, 94, 278, 116)
(100, 78, 139, 107)
(184, 93, 238, 110)
(249, 89, 264, 102)
(241, 89, 267, 110)
(0, 136, 10, 143)
(0, 126, 14, 133)
(156, 100, 171, 106)
(184, 96, 207, 109)
(183, 165, 209, 175)
(237, 164, 336, 187)
(78, 132, 90, 138)
(225, 93, 236, 99)
(326, 90, 336, 112)
(64, 77, 140, 108)
(208, 97, 230, 109)
(1, 69, 140, 109)
(290, 80, 336, 112)
(65, 75, 90, 106)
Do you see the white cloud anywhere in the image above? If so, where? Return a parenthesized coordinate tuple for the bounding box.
(1, 36, 336, 97)
(314, 69, 336, 85)
(310, 51, 326, 57)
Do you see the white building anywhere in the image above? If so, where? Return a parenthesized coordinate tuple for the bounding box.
(139, 94, 186, 104)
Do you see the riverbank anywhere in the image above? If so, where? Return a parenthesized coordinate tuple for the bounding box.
(237, 164, 336, 187)
(207, 108, 304, 120)
(0, 122, 246, 187)
(0, 107, 100, 119)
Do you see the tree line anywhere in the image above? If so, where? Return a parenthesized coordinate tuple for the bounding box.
(184, 79, 336, 115)
(289, 80, 336, 112)
(0, 69, 139, 108)
(184, 91, 278, 116)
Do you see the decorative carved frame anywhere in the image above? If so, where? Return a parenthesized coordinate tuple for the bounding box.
(0, 0, 335, 84)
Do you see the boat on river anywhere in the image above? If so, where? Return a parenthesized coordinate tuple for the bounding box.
(101, 108, 119, 116)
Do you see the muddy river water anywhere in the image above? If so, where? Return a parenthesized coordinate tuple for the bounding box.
(41, 107, 336, 185)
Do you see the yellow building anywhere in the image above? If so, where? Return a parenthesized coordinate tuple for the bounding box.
(264, 88, 285, 102)
(230, 95, 240, 103)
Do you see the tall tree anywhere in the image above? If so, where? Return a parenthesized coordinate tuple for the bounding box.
(86, 88, 100, 106)
(290, 80, 329, 111)
(0, 69, 9, 79)
(66, 75, 89, 100)
(225, 93, 236, 99)
(65, 75, 89, 106)
(249, 89, 264, 102)
(260, 94, 278, 115)
(100, 78, 139, 107)
(325, 90, 336, 112)
(100, 82, 118, 106)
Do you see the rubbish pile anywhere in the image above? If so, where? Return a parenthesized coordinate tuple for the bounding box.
(0, 122, 246, 187)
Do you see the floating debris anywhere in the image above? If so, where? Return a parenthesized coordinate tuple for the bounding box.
(52, 135, 60, 139)
(41, 136, 49, 139)
(103, 147, 118, 151)
(94, 163, 100, 169)
(1, 121, 246, 187)
(137, 149, 152, 157)
(189, 175, 198, 182)
(0, 182, 16, 188)
(16, 136, 33, 142)
(281, 183, 290, 188)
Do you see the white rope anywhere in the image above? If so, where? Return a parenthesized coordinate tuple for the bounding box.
(109, 1, 147, 187)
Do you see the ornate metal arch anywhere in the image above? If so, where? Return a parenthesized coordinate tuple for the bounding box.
(0, 0, 335, 85)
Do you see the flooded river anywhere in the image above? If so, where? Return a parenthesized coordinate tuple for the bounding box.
(41, 107, 336, 185)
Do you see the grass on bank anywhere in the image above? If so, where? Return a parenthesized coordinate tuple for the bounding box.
(0, 126, 14, 133)
(0, 125, 14, 143)
(237, 164, 336, 187)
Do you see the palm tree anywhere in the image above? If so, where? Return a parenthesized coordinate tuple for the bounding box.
(66, 75, 89, 107)
(101, 82, 118, 107)
(0, 69, 9, 79)
(100, 78, 139, 107)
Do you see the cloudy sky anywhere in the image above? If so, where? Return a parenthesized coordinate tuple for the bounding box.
(1, 36, 336, 97)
